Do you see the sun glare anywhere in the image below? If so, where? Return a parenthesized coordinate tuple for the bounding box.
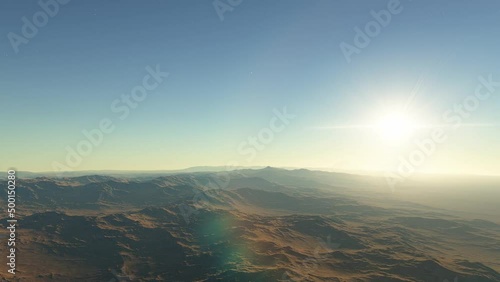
(375, 112, 417, 142)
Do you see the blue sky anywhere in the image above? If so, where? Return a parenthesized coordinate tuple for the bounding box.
(1, 0, 499, 174)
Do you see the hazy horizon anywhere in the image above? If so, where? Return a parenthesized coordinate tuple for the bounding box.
(10, 166, 500, 181)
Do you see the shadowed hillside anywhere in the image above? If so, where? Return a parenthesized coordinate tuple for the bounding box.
(0, 168, 499, 281)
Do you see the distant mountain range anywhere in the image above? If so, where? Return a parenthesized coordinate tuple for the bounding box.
(9, 165, 398, 178)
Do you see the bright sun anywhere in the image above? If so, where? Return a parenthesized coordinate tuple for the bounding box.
(375, 112, 418, 142)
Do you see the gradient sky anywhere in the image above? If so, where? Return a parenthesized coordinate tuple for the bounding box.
(1, 0, 499, 174)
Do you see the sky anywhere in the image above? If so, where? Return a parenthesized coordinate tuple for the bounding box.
(0, 0, 499, 175)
